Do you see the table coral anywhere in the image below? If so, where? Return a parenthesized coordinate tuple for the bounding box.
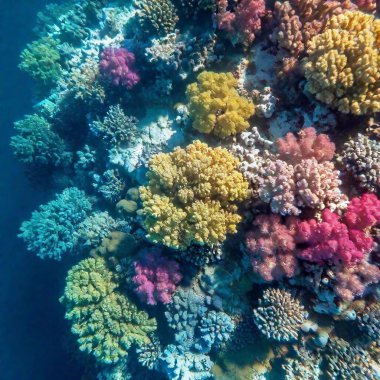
(60, 258, 157, 364)
(99, 47, 140, 89)
(303, 11, 380, 115)
(245, 214, 300, 282)
(253, 288, 308, 342)
(342, 134, 380, 192)
(19, 187, 93, 260)
(215, 0, 266, 47)
(186, 71, 255, 138)
(140, 140, 249, 250)
(132, 248, 182, 305)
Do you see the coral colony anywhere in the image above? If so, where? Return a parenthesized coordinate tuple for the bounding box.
(13, 0, 380, 379)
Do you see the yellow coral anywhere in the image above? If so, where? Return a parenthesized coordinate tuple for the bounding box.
(186, 71, 255, 138)
(303, 11, 380, 115)
(140, 140, 249, 250)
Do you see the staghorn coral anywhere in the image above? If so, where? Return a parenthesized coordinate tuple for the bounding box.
(136, 335, 162, 370)
(215, 0, 266, 47)
(342, 134, 380, 192)
(135, 0, 179, 35)
(303, 11, 380, 115)
(175, 244, 223, 267)
(60, 258, 157, 364)
(140, 140, 249, 250)
(176, 0, 216, 18)
(19, 188, 92, 260)
(99, 48, 140, 89)
(132, 248, 182, 305)
(357, 302, 380, 341)
(186, 71, 255, 138)
(19, 36, 62, 87)
(93, 169, 125, 204)
(245, 214, 300, 282)
(253, 288, 308, 342)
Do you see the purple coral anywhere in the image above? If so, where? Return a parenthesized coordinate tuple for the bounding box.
(132, 248, 182, 305)
(215, 0, 266, 46)
(99, 47, 140, 89)
(245, 214, 300, 282)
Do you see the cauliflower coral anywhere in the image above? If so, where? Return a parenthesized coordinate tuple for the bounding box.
(186, 71, 255, 138)
(139, 140, 249, 250)
(303, 11, 380, 115)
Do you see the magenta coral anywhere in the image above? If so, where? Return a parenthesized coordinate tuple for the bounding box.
(343, 193, 380, 231)
(276, 127, 335, 164)
(245, 214, 299, 282)
(132, 248, 182, 305)
(215, 0, 266, 47)
(99, 47, 140, 89)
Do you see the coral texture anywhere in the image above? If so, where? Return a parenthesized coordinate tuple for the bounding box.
(253, 288, 308, 342)
(245, 214, 300, 282)
(140, 140, 249, 250)
(99, 48, 140, 89)
(60, 258, 157, 364)
(132, 248, 182, 305)
(303, 11, 380, 115)
(186, 71, 255, 138)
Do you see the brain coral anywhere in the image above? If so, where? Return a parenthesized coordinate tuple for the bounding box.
(186, 71, 255, 138)
(303, 11, 380, 115)
(140, 140, 249, 250)
(60, 258, 157, 364)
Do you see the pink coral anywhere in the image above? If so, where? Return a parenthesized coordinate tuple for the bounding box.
(295, 209, 374, 265)
(344, 193, 380, 230)
(99, 47, 140, 89)
(334, 260, 380, 301)
(215, 0, 266, 46)
(352, 0, 376, 13)
(245, 214, 300, 282)
(132, 248, 182, 305)
(276, 127, 335, 164)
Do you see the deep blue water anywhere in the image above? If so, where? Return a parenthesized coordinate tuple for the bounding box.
(0, 1, 84, 379)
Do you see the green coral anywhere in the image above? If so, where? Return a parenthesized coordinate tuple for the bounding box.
(186, 71, 255, 138)
(60, 258, 157, 364)
(135, 0, 179, 35)
(19, 37, 62, 87)
(140, 140, 249, 250)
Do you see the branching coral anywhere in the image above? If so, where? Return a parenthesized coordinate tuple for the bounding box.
(132, 248, 182, 305)
(215, 0, 266, 47)
(135, 0, 179, 35)
(140, 140, 249, 250)
(303, 11, 380, 115)
(357, 303, 380, 341)
(259, 128, 347, 215)
(245, 214, 300, 282)
(342, 134, 380, 192)
(19, 188, 92, 260)
(176, 0, 216, 18)
(93, 169, 125, 203)
(186, 71, 255, 138)
(60, 258, 157, 364)
(19, 36, 62, 87)
(99, 48, 140, 89)
(253, 288, 308, 342)
(11, 114, 72, 169)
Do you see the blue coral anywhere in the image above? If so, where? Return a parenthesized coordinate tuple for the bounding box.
(19, 188, 93, 260)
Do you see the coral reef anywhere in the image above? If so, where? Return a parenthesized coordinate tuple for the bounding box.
(140, 140, 249, 250)
(253, 288, 308, 342)
(60, 258, 157, 364)
(303, 11, 380, 115)
(186, 71, 255, 138)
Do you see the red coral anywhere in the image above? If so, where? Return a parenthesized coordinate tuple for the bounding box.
(99, 47, 140, 89)
(245, 214, 300, 282)
(215, 0, 266, 46)
(344, 193, 380, 230)
(276, 127, 335, 164)
(132, 248, 182, 305)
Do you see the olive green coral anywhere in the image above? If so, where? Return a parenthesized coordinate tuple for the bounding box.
(139, 140, 249, 250)
(186, 71, 255, 138)
(19, 37, 62, 87)
(303, 11, 380, 115)
(60, 258, 157, 364)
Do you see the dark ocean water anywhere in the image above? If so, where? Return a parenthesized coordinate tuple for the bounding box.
(0, 1, 84, 379)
